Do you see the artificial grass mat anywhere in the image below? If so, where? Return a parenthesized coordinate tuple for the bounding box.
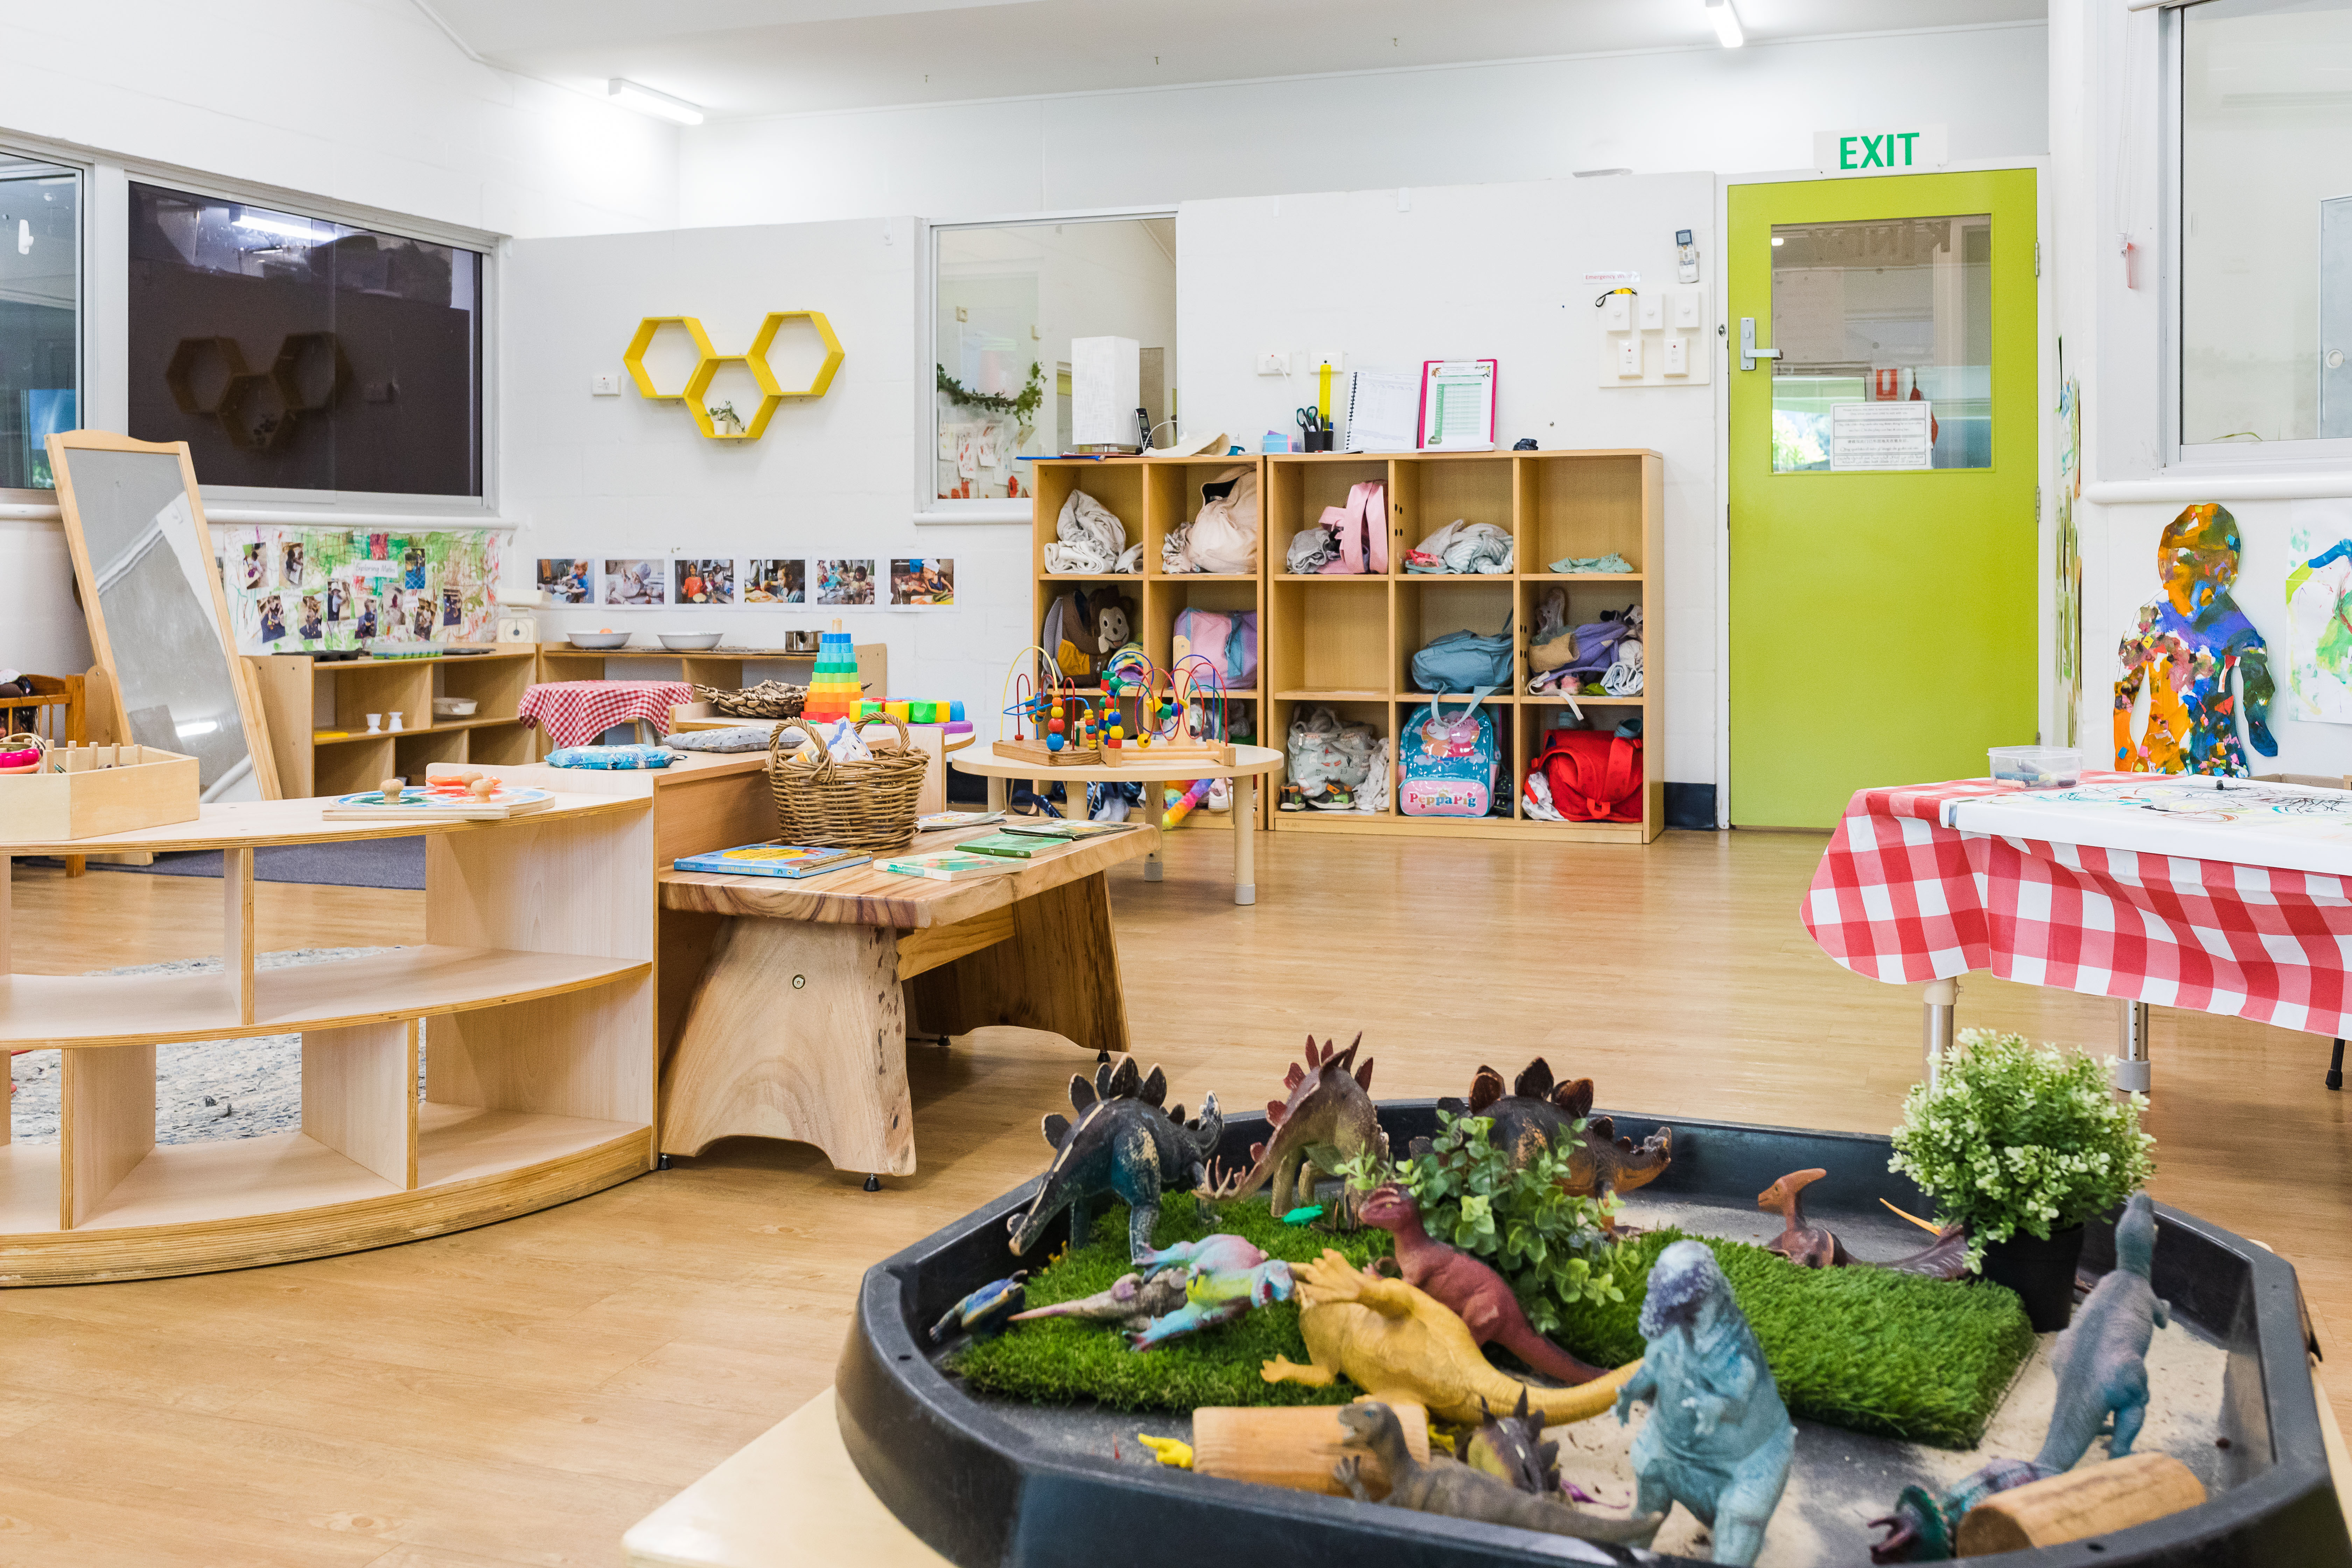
(951, 1203, 2035, 1450)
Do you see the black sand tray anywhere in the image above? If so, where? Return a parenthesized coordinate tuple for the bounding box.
(836, 1102, 2352, 1567)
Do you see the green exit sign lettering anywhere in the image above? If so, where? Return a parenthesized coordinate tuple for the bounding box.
(1812, 125, 1948, 175)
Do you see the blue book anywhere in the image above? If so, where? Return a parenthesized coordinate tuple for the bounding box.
(673, 842, 870, 878)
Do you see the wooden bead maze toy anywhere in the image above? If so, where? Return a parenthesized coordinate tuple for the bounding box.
(996, 646, 1102, 765)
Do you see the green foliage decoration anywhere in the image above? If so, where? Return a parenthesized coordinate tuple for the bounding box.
(936, 360, 1044, 423)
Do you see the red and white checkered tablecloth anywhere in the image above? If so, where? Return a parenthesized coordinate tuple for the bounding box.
(1804, 775, 2352, 1039)
(518, 681, 694, 751)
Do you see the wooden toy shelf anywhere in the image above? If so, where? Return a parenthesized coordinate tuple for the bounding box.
(1029, 456, 1269, 830)
(0, 791, 657, 1284)
(246, 645, 539, 798)
(1262, 448, 1665, 844)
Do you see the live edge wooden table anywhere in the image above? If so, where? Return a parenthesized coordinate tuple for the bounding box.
(0, 790, 658, 1286)
(657, 820, 1152, 1184)
(949, 742, 1283, 905)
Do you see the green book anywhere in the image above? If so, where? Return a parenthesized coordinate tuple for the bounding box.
(955, 831, 1070, 860)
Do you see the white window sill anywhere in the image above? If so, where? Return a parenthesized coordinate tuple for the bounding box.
(2083, 471, 2352, 505)
(914, 503, 1033, 525)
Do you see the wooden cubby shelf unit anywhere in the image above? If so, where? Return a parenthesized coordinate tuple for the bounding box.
(1030, 456, 1270, 829)
(247, 646, 540, 798)
(0, 792, 657, 1284)
(1263, 448, 1664, 844)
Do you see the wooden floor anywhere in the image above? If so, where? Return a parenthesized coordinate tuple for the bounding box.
(6, 830, 2348, 1565)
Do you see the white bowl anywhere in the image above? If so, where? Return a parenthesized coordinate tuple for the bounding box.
(659, 632, 725, 651)
(567, 631, 631, 650)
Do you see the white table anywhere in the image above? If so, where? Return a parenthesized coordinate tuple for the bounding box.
(950, 742, 1284, 905)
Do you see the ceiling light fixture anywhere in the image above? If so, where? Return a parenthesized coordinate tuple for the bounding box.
(1705, 0, 1745, 48)
(608, 78, 704, 125)
(231, 212, 322, 244)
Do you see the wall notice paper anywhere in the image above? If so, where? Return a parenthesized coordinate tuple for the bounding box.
(2285, 503, 2352, 722)
(1418, 359, 1497, 451)
(1344, 370, 1421, 453)
(1070, 335, 1140, 449)
(225, 527, 502, 652)
(1829, 401, 1933, 471)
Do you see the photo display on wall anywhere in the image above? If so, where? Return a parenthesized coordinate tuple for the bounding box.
(674, 558, 735, 605)
(744, 559, 805, 604)
(223, 527, 503, 653)
(814, 558, 876, 606)
(601, 558, 667, 607)
(537, 558, 593, 604)
(890, 557, 955, 607)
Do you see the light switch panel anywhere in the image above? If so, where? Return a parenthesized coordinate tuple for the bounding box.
(1637, 292, 1664, 331)
(1602, 293, 1633, 332)
(591, 373, 620, 396)
(1616, 337, 1643, 377)
(1663, 335, 1688, 376)
(1672, 290, 1703, 330)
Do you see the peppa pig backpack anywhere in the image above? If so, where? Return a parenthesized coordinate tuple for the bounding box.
(1398, 689, 1502, 817)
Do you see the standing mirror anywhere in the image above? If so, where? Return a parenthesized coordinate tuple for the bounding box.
(47, 430, 280, 802)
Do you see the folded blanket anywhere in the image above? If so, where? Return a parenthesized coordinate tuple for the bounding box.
(1550, 551, 1634, 575)
(1409, 519, 1514, 574)
(1044, 489, 1135, 574)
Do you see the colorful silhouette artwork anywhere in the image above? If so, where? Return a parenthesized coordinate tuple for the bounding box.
(2114, 503, 2276, 776)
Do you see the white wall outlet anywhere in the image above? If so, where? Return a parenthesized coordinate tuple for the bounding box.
(1663, 335, 1689, 376)
(1672, 290, 1703, 330)
(1256, 350, 1289, 376)
(1616, 337, 1643, 378)
(1637, 292, 1664, 331)
(1601, 293, 1633, 332)
(591, 373, 620, 396)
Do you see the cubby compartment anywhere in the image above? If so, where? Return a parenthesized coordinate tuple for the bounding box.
(1032, 461, 1147, 578)
(1268, 455, 1392, 576)
(394, 727, 470, 775)
(1269, 696, 1390, 820)
(1146, 458, 1263, 578)
(1396, 578, 1516, 698)
(1270, 578, 1388, 698)
(437, 653, 531, 718)
(1146, 578, 1260, 695)
(315, 734, 397, 796)
(469, 723, 537, 766)
(1521, 451, 1647, 574)
(1392, 453, 1518, 570)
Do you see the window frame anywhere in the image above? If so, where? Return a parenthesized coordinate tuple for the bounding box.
(0, 142, 87, 509)
(913, 205, 1177, 526)
(2162, 0, 2352, 471)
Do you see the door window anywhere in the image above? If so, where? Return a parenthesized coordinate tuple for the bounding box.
(1769, 214, 1992, 472)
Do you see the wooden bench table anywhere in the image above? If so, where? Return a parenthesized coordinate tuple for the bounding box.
(657, 821, 1150, 1183)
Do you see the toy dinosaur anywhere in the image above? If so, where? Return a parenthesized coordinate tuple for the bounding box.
(1125, 1234, 1295, 1350)
(1433, 1059, 1673, 1211)
(1758, 1168, 1848, 1268)
(2036, 1191, 2168, 1472)
(1354, 1183, 1605, 1385)
(1332, 1402, 1665, 1547)
(929, 1271, 1028, 1345)
(1615, 1240, 1794, 1568)
(1230, 1034, 1387, 1219)
(1264, 1249, 1641, 1427)
(1464, 1389, 1558, 1496)
(1007, 1058, 1223, 1264)
(1867, 1458, 2059, 1563)
(1008, 1269, 1186, 1331)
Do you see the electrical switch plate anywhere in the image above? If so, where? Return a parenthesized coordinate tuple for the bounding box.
(1310, 350, 1346, 374)
(1637, 292, 1664, 331)
(591, 373, 620, 396)
(1616, 337, 1642, 377)
(1602, 293, 1633, 332)
(1672, 290, 1702, 330)
(1256, 351, 1289, 376)
(1663, 335, 1688, 376)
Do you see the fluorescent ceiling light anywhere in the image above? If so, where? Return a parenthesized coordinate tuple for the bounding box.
(232, 212, 320, 242)
(1706, 0, 1745, 48)
(608, 78, 704, 125)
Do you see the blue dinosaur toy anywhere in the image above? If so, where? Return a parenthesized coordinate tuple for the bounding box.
(1615, 1240, 1794, 1567)
(928, 1270, 1028, 1345)
(1007, 1059, 1224, 1265)
(2037, 1191, 2168, 1472)
(1124, 1234, 1293, 1350)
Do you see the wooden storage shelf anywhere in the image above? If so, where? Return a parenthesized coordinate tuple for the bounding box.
(249, 646, 539, 794)
(315, 715, 531, 746)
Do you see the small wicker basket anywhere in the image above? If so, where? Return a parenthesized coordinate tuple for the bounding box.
(697, 680, 806, 720)
(766, 716, 927, 854)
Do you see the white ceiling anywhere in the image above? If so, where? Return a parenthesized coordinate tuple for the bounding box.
(430, 0, 2047, 121)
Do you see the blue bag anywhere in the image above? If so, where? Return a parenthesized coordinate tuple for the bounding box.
(1409, 615, 1514, 693)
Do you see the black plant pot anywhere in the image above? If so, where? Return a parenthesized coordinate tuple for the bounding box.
(1981, 1224, 2087, 1332)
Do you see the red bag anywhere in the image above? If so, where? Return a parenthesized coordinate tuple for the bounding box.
(1530, 729, 1643, 823)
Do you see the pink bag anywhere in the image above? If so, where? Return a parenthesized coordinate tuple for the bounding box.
(1316, 482, 1388, 575)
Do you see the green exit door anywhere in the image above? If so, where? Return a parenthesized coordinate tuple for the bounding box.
(1727, 170, 2039, 827)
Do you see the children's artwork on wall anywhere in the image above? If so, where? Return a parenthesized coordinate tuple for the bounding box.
(2114, 503, 2277, 777)
(744, 559, 804, 603)
(674, 558, 735, 605)
(602, 559, 666, 607)
(220, 527, 503, 652)
(537, 558, 593, 604)
(890, 557, 955, 607)
(2053, 370, 2082, 747)
(2284, 502, 2352, 722)
(814, 558, 875, 606)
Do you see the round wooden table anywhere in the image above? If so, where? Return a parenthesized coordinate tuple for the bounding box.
(949, 742, 1284, 905)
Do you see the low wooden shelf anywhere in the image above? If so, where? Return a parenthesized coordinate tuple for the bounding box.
(0, 790, 658, 1285)
(246, 646, 541, 796)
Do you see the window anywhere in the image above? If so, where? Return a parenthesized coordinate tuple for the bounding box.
(0, 155, 79, 491)
(128, 183, 484, 496)
(2178, 0, 2352, 449)
(929, 216, 1175, 512)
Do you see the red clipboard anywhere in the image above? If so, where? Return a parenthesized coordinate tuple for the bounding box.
(1416, 359, 1498, 451)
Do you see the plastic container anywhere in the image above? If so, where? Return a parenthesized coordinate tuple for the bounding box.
(1988, 745, 2083, 787)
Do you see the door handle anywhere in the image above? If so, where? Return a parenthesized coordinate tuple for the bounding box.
(1739, 317, 1782, 372)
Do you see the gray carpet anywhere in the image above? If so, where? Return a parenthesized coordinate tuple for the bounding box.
(73, 836, 426, 889)
(9, 947, 412, 1144)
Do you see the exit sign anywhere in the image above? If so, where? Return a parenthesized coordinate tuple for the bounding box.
(1813, 125, 1948, 175)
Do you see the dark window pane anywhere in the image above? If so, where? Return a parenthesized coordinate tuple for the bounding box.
(0, 158, 79, 491)
(128, 183, 482, 496)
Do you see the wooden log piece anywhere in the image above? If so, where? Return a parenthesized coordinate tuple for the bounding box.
(1191, 1400, 1430, 1500)
(1956, 1452, 2207, 1556)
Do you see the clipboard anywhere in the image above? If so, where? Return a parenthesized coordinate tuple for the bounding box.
(1417, 360, 1498, 452)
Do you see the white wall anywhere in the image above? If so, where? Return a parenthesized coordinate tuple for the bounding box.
(502, 219, 1037, 730)
(1181, 175, 1718, 787)
(677, 24, 2048, 227)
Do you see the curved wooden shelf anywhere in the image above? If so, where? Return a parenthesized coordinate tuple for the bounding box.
(0, 789, 644, 858)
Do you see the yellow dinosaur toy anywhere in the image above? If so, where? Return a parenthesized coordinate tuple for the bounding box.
(1262, 1250, 1642, 1426)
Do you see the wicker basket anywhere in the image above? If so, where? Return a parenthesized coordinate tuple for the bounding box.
(698, 680, 806, 720)
(766, 716, 927, 854)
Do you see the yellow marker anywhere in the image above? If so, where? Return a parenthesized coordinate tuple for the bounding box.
(1136, 1434, 1193, 1469)
(1317, 361, 1333, 427)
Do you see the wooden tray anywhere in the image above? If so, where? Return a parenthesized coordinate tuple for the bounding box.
(995, 736, 1102, 767)
(1, 744, 198, 840)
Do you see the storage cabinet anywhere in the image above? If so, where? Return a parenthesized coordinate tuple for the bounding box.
(246, 647, 539, 798)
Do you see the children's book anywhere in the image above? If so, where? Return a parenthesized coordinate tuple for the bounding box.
(954, 832, 1077, 860)
(999, 818, 1138, 838)
(672, 842, 870, 878)
(876, 852, 1019, 882)
(916, 810, 1004, 832)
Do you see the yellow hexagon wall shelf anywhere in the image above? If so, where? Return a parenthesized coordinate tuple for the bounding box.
(623, 311, 843, 440)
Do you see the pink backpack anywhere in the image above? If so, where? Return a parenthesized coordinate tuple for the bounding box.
(1317, 481, 1390, 575)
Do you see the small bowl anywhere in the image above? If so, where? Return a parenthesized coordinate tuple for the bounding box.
(433, 697, 478, 717)
(568, 631, 631, 650)
(659, 632, 725, 651)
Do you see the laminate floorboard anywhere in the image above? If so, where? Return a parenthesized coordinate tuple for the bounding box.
(7, 829, 2347, 1564)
